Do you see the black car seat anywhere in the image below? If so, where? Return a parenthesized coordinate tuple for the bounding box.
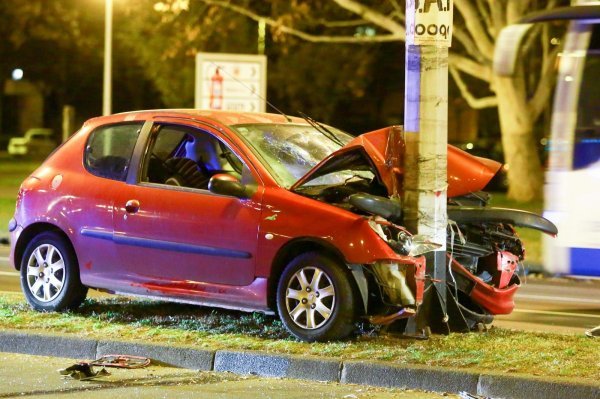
(164, 157, 210, 189)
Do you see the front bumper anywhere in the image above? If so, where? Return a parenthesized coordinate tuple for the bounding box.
(450, 257, 519, 315)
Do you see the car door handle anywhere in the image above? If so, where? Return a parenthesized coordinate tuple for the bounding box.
(125, 199, 140, 214)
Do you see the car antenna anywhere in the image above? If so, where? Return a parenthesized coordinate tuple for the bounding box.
(208, 61, 293, 123)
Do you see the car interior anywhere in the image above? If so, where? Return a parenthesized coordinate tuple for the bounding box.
(143, 126, 244, 190)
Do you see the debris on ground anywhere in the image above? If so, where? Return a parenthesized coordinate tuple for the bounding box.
(58, 355, 151, 381)
(585, 325, 599, 338)
(458, 392, 492, 399)
(91, 354, 151, 368)
(58, 362, 110, 381)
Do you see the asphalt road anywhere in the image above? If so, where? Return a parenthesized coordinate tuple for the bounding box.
(0, 353, 454, 399)
(1, 244, 598, 335)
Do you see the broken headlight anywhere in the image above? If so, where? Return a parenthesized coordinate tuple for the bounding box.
(368, 218, 441, 257)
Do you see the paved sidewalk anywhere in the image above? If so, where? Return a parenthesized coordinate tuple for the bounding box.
(0, 353, 450, 398)
(0, 330, 598, 399)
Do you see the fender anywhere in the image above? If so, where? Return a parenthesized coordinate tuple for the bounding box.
(448, 206, 558, 236)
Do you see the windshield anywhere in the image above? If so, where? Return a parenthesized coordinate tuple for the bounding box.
(232, 123, 354, 188)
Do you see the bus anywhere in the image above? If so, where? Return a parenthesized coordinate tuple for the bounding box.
(495, 2, 600, 277)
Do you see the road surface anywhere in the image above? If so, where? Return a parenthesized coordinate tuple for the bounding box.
(1, 244, 598, 335)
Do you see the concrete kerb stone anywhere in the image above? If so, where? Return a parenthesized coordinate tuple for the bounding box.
(0, 330, 599, 398)
(214, 350, 341, 382)
(341, 360, 480, 394)
(478, 373, 600, 399)
(96, 340, 214, 371)
(0, 331, 97, 360)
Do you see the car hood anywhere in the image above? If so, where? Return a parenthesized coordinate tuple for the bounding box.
(291, 126, 502, 198)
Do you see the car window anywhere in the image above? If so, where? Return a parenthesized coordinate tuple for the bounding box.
(232, 124, 353, 188)
(142, 125, 251, 191)
(84, 123, 142, 181)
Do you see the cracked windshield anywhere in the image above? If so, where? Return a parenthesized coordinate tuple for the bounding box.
(233, 123, 357, 187)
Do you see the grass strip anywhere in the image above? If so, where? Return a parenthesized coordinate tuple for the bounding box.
(0, 293, 597, 381)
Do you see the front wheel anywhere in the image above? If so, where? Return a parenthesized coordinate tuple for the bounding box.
(20, 232, 88, 311)
(276, 252, 357, 342)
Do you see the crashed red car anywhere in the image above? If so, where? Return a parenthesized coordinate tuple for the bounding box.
(8, 110, 556, 341)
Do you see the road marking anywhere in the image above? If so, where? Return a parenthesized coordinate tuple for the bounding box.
(0, 271, 18, 277)
(0, 256, 9, 263)
(517, 294, 600, 305)
(513, 308, 600, 319)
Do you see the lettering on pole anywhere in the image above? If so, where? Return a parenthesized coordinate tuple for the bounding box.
(406, 0, 454, 47)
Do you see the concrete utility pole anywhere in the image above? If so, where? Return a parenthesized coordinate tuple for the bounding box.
(403, 0, 453, 333)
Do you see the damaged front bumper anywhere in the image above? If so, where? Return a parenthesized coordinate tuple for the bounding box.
(449, 255, 520, 315)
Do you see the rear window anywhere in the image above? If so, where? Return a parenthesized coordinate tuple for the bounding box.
(84, 123, 142, 181)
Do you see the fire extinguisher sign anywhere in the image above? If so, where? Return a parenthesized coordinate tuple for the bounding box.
(406, 0, 454, 47)
(195, 52, 267, 112)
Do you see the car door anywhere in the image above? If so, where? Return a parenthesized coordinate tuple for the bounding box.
(112, 122, 264, 288)
(73, 122, 145, 288)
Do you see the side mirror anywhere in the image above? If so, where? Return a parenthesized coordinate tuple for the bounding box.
(208, 174, 248, 198)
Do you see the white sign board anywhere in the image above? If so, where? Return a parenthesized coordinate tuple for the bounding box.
(406, 0, 454, 47)
(195, 52, 267, 112)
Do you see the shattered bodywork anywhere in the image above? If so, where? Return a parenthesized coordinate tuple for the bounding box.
(292, 126, 557, 327)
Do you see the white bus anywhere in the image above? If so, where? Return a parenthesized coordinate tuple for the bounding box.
(495, 2, 600, 277)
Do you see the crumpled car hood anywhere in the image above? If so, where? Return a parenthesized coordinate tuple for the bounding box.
(291, 126, 502, 198)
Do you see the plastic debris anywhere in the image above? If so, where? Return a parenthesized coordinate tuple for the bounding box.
(458, 393, 493, 399)
(58, 362, 110, 381)
(585, 325, 599, 338)
(58, 355, 150, 380)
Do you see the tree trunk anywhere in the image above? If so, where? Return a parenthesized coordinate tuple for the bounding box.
(494, 76, 544, 202)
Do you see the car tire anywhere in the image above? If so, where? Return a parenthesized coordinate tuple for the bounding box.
(276, 252, 356, 342)
(20, 232, 88, 312)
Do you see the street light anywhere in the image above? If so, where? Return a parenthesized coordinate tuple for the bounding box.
(103, 0, 113, 116)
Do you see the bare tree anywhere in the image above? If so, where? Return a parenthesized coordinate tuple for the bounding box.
(192, 0, 566, 201)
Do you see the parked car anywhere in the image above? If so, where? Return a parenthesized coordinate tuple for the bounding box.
(8, 110, 556, 341)
(7, 128, 57, 157)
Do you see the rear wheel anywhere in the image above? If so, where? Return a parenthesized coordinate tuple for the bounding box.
(277, 252, 356, 342)
(20, 232, 87, 311)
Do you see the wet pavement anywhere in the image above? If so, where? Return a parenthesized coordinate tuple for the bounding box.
(0, 353, 456, 398)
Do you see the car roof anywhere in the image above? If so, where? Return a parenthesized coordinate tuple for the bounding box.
(85, 109, 307, 128)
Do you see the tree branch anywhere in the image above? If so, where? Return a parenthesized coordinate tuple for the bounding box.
(453, 26, 486, 63)
(449, 54, 493, 83)
(315, 18, 369, 28)
(529, 46, 560, 121)
(475, 0, 495, 38)
(507, 0, 533, 25)
(331, 0, 405, 36)
(450, 66, 498, 109)
(454, 0, 496, 60)
(196, 0, 403, 42)
(487, 0, 506, 39)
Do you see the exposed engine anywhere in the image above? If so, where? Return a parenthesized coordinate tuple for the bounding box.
(447, 220, 523, 285)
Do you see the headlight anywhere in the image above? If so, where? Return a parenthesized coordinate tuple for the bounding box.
(407, 235, 442, 257)
(368, 219, 441, 257)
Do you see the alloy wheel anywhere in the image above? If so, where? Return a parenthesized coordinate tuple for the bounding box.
(285, 266, 336, 330)
(26, 244, 65, 302)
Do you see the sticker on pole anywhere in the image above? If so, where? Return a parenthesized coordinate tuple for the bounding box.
(406, 0, 454, 47)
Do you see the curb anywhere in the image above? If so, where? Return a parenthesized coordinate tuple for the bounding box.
(0, 331, 598, 399)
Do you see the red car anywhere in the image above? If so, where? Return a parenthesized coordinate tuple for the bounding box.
(8, 110, 556, 341)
